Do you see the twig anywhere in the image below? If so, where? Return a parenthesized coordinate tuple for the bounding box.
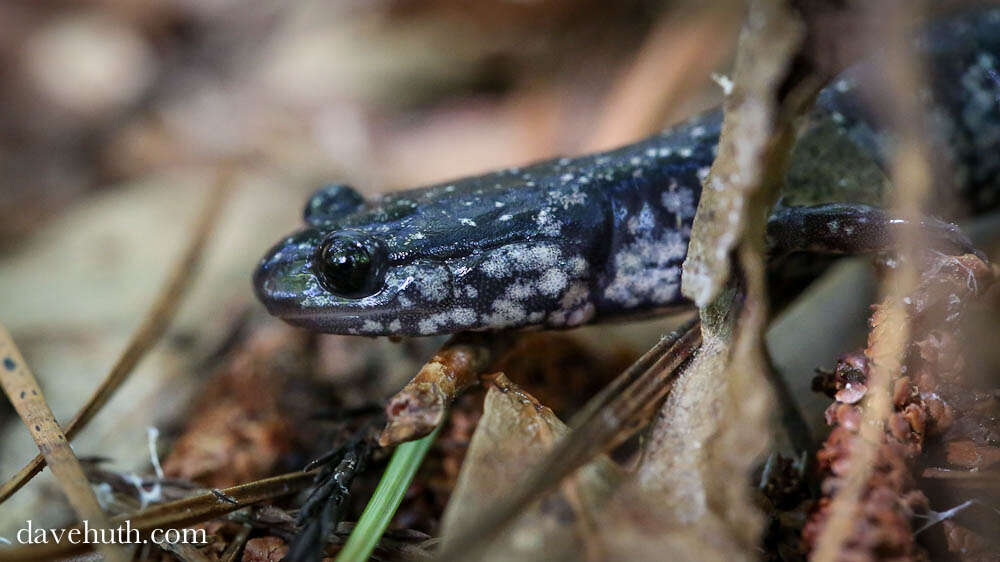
(810, 2, 933, 560)
(0, 325, 129, 562)
(219, 523, 253, 562)
(0, 169, 234, 505)
(379, 331, 516, 446)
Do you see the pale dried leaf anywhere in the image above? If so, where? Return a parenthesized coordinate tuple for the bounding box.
(634, 286, 769, 559)
(440, 374, 621, 561)
(681, 0, 805, 307)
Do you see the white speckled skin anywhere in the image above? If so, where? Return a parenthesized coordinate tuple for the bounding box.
(255, 8, 1000, 336)
(255, 113, 718, 335)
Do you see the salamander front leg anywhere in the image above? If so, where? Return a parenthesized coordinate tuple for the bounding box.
(765, 203, 980, 259)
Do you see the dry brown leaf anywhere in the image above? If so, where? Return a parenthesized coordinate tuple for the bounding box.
(634, 285, 771, 559)
(242, 536, 289, 562)
(639, 0, 818, 557)
(681, 0, 808, 308)
(440, 373, 621, 561)
(434, 320, 700, 561)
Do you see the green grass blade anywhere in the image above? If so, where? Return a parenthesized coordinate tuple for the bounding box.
(335, 426, 441, 562)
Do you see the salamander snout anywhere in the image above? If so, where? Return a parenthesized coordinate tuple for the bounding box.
(253, 226, 433, 335)
(253, 228, 325, 319)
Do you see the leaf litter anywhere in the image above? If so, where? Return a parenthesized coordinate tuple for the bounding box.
(2, 1, 999, 561)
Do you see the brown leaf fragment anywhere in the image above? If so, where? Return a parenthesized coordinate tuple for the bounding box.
(946, 441, 1000, 471)
(242, 537, 288, 562)
(681, 0, 809, 307)
(162, 326, 300, 488)
(661, 0, 825, 556)
(942, 520, 1000, 562)
(633, 284, 776, 560)
(591, 482, 757, 561)
(439, 373, 621, 561)
(380, 332, 516, 446)
(434, 320, 701, 561)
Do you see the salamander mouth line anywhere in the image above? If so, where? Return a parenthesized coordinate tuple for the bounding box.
(282, 304, 457, 323)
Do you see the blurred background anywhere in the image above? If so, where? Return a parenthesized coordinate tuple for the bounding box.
(0, 0, 740, 246)
(0, 0, 742, 539)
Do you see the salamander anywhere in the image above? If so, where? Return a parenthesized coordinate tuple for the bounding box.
(254, 8, 1000, 336)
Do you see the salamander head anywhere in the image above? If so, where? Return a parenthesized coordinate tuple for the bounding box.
(254, 180, 598, 336)
(254, 227, 431, 335)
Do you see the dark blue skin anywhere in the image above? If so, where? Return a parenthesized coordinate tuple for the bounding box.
(255, 8, 1000, 336)
(255, 112, 717, 335)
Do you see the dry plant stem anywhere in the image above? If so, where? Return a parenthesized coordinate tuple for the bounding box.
(435, 320, 702, 561)
(0, 470, 317, 561)
(379, 331, 517, 446)
(585, 3, 739, 151)
(801, 253, 997, 558)
(0, 325, 129, 562)
(0, 170, 234, 505)
(219, 523, 253, 562)
(809, 305, 910, 562)
(810, 3, 932, 561)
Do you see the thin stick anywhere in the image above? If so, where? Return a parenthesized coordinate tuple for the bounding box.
(811, 3, 932, 560)
(0, 170, 234, 505)
(0, 326, 129, 562)
(379, 332, 516, 446)
(219, 524, 253, 562)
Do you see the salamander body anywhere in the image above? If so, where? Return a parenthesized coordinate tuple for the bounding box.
(254, 8, 1000, 336)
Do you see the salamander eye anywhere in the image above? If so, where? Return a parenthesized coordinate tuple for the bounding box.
(313, 232, 386, 298)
